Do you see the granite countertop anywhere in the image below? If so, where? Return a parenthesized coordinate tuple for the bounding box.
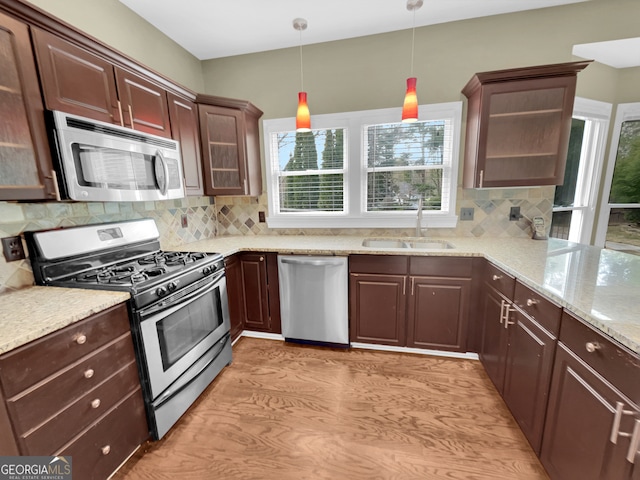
(0, 286, 130, 355)
(179, 235, 640, 355)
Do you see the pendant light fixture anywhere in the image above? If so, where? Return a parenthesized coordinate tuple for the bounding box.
(293, 18, 311, 132)
(402, 0, 423, 123)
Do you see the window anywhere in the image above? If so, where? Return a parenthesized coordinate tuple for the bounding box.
(264, 103, 462, 229)
(550, 97, 612, 244)
(596, 102, 640, 255)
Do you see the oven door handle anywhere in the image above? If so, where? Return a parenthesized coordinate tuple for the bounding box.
(153, 334, 229, 409)
(140, 272, 224, 319)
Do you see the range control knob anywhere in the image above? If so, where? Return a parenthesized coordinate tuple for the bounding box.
(156, 286, 168, 297)
(203, 265, 213, 275)
(168, 281, 178, 292)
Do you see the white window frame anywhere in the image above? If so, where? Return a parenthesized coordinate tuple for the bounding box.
(263, 102, 462, 229)
(595, 102, 640, 247)
(552, 97, 611, 244)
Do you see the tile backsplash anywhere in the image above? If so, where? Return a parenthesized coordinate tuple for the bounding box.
(0, 186, 554, 293)
(0, 196, 216, 293)
(215, 186, 555, 238)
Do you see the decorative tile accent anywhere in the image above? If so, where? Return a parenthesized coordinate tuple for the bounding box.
(214, 187, 554, 240)
(0, 196, 217, 293)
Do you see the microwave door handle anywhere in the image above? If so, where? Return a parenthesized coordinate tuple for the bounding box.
(154, 150, 170, 195)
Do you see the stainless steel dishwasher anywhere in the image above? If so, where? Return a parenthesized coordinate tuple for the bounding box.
(277, 255, 349, 346)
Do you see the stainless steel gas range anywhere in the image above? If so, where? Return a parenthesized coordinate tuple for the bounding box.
(25, 219, 231, 440)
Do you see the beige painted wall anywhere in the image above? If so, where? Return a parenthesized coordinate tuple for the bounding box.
(26, 0, 204, 92)
(201, 0, 639, 119)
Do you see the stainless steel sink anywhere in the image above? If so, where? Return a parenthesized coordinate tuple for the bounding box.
(361, 238, 407, 248)
(361, 238, 455, 250)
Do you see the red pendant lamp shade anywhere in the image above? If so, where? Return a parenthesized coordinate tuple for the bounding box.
(402, 77, 418, 123)
(296, 91, 311, 132)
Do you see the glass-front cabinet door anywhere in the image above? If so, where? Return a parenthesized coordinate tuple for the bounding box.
(0, 11, 55, 201)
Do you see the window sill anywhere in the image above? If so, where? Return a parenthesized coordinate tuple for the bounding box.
(266, 214, 458, 229)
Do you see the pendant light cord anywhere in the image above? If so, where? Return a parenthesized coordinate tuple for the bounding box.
(410, 7, 416, 76)
(299, 29, 304, 91)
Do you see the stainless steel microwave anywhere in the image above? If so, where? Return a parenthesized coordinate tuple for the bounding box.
(50, 110, 184, 202)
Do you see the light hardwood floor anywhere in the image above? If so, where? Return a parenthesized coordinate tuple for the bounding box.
(113, 338, 549, 480)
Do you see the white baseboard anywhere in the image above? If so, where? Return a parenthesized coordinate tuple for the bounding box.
(236, 331, 478, 360)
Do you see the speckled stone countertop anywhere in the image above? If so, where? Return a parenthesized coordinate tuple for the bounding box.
(179, 235, 640, 355)
(0, 286, 130, 355)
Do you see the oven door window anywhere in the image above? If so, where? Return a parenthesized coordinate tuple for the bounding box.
(156, 288, 224, 371)
(71, 143, 181, 190)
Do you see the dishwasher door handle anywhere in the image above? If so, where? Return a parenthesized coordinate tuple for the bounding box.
(280, 257, 346, 267)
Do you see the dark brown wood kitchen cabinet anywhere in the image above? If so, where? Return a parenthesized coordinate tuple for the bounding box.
(0, 11, 56, 201)
(224, 254, 244, 341)
(237, 252, 281, 334)
(541, 311, 640, 480)
(197, 95, 263, 196)
(407, 257, 472, 352)
(462, 61, 590, 188)
(33, 27, 172, 138)
(479, 262, 516, 392)
(349, 256, 408, 347)
(168, 93, 203, 195)
(503, 281, 561, 455)
(349, 255, 472, 352)
(0, 303, 149, 480)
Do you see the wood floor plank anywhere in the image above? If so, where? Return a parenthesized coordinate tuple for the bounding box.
(112, 338, 548, 480)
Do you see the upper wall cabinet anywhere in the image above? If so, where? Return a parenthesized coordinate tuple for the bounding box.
(168, 93, 203, 195)
(32, 27, 172, 139)
(197, 95, 263, 197)
(461, 61, 591, 188)
(0, 11, 56, 201)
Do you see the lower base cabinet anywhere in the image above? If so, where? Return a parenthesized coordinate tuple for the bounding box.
(224, 255, 244, 341)
(0, 303, 149, 479)
(540, 312, 640, 480)
(349, 255, 472, 352)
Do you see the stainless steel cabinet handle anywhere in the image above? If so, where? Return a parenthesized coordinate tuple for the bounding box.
(75, 334, 87, 345)
(627, 419, 640, 464)
(259, 256, 264, 261)
(611, 402, 635, 444)
(492, 274, 503, 281)
(479, 170, 484, 188)
(499, 299, 506, 324)
(128, 105, 134, 127)
(117, 100, 124, 126)
(526, 298, 539, 307)
(91, 398, 101, 409)
(503, 305, 516, 329)
(280, 258, 345, 267)
(586, 342, 601, 353)
(84, 369, 94, 379)
(50, 170, 62, 201)
(101, 445, 111, 456)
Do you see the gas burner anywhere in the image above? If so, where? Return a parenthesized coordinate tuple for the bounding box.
(139, 253, 166, 266)
(141, 266, 166, 278)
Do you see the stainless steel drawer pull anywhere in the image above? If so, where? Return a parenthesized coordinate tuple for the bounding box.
(627, 420, 640, 464)
(492, 274, 502, 281)
(101, 445, 111, 456)
(611, 401, 635, 444)
(75, 334, 87, 345)
(91, 398, 101, 409)
(84, 369, 94, 379)
(526, 298, 539, 307)
(585, 342, 601, 353)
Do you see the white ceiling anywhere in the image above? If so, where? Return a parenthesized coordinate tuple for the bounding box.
(118, 0, 590, 61)
(573, 38, 640, 69)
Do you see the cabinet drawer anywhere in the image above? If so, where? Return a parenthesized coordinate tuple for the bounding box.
(349, 255, 408, 274)
(483, 262, 515, 299)
(57, 388, 148, 480)
(20, 361, 141, 455)
(513, 281, 561, 336)
(7, 333, 137, 435)
(409, 256, 472, 277)
(560, 311, 640, 402)
(0, 304, 130, 397)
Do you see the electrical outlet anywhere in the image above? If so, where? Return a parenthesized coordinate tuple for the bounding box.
(460, 207, 474, 221)
(2, 236, 25, 262)
(181, 214, 188, 228)
(509, 206, 522, 221)
(258, 211, 266, 223)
